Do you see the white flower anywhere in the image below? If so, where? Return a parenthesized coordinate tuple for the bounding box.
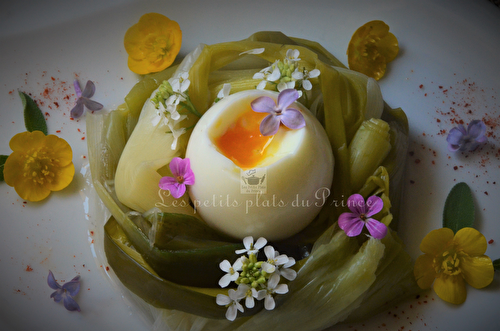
(235, 236, 267, 255)
(276, 256, 297, 281)
(261, 246, 289, 274)
(277, 80, 295, 92)
(238, 283, 265, 309)
(285, 49, 301, 63)
(253, 64, 281, 90)
(167, 117, 187, 150)
(240, 48, 265, 56)
(218, 257, 244, 288)
(168, 71, 190, 96)
(215, 83, 231, 103)
(292, 68, 320, 91)
(263, 274, 288, 310)
(216, 288, 245, 321)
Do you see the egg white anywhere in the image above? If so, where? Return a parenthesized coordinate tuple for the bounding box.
(186, 90, 334, 241)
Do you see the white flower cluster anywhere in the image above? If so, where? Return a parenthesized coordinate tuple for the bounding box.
(216, 236, 297, 321)
(252, 49, 320, 94)
(151, 71, 193, 150)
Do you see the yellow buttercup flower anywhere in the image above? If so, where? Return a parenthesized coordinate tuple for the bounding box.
(414, 227, 494, 304)
(124, 13, 182, 75)
(347, 20, 399, 80)
(4, 131, 75, 202)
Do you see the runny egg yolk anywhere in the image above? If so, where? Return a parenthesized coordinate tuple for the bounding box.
(215, 108, 274, 169)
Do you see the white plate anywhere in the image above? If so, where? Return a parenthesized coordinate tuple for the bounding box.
(0, 0, 499, 330)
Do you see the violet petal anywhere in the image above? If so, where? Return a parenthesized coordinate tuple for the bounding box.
(346, 193, 366, 215)
(47, 270, 61, 290)
(50, 290, 63, 302)
(339, 217, 364, 237)
(82, 98, 103, 111)
(159, 176, 178, 190)
(62, 276, 81, 297)
(169, 183, 186, 199)
(73, 80, 82, 98)
(169, 157, 183, 177)
(63, 295, 81, 312)
(365, 195, 383, 217)
(446, 127, 465, 145)
(365, 219, 388, 239)
(280, 109, 305, 130)
(251, 96, 276, 114)
(81, 80, 96, 98)
(70, 101, 85, 119)
(467, 120, 486, 139)
(259, 114, 280, 136)
(277, 89, 299, 110)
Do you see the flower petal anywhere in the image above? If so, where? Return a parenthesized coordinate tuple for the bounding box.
(81, 80, 96, 98)
(216, 294, 231, 306)
(219, 260, 231, 273)
(158, 176, 177, 190)
(280, 109, 305, 130)
(251, 96, 276, 114)
(82, 98, 103, 111)
(62, 276, 81, 297)
(365, 195, 384, 216)
(460, 255, 494, 289)
(414, 254, 437, 289)
(419, 227, 454, 255)
(267, 66, 281, 81)
(73, 80, 82, 98)
(168, 157, 183, 177)
(260, 114, 280, 136)
(433, 274, 467, 305)
(70, 101, 85, 119)
(169, 183, 186, 199)
(218, 273, 232, 288)
(467, 120, 486, 139)
(47, 270, 61, 290)
(63, 295, 81, 312)
(365, 219, 387, 239)
(264, 295, 275, 310)
(254, 237, 267, 250)
(339, 217, 364, 237)
(453, 227, 487, 256)
(346, 193, 366, 215)
(277, 89, 299, 110)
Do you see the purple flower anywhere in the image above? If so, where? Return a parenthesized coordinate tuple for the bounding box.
(70, 80, 103, 118)
(338, 194, 387, 239)
(250, 89, 305, 136)
(446, 120, 488, 152)
(159, 157, 195, 198)
(47, 270, 81, 312)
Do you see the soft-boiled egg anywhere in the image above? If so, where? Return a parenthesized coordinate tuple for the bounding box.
(185, 90, 334, 241)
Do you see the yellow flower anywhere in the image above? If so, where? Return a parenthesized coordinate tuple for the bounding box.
(124, 13, 182, 75)
(4, 131, 75, 202)
(347, 20, 399, 80)
(414, 227, 494, 304)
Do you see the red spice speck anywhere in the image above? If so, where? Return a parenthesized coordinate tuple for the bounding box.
(453, 166, 458, 170)
(106, 266, 110, 271)
(81, 137, 85, 141)
(26, 265, 33, 272)
(488, 239, 494, 244)
(56, 130, 61, 133)
(484, 191, 489, 195)
(419, 84, 424, 89)
(414, 159, 421, 164)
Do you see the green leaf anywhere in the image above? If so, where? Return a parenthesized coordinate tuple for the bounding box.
(0, 155, 8, 182)
(493, 258, 500, 271)
(19, 91, 48, 135)
(443, 182, 475, 233)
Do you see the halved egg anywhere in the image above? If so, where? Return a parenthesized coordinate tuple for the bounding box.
(185, 90, 334, 241)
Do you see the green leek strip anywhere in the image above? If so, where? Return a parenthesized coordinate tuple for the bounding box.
(104, 216, 229, 318)
(94, 181, 243, 288)
(348, 118, 392, 192)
